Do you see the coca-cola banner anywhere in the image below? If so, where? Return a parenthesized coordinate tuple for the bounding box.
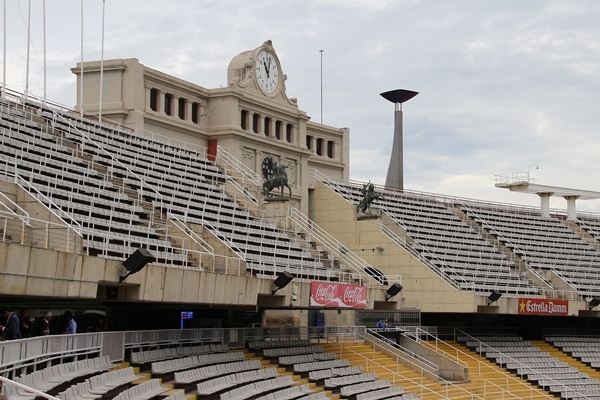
(310, 282, 368, 309)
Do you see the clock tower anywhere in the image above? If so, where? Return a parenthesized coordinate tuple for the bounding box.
(227, 40, 297, 107)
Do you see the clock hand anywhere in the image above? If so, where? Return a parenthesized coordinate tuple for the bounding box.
(263, 60, 270, 78)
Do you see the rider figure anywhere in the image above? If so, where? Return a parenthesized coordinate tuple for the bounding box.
(263, 159, 291, 198)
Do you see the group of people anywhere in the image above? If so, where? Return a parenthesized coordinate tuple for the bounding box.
(0, 306, 76, 341)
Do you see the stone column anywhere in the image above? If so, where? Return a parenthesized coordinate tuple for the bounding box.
(185, 101, 192, 122)
(157, 89, 165, 115)
(564, 195, 579, 221)
(145, 87, 152, 111)
(537, 192, 553, 218)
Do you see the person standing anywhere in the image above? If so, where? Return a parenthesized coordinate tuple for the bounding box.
(38, 312, 53, 336)
(64, 311, 77, 334)
(0, 306, 22, 340)
(19, 308, 35, 338)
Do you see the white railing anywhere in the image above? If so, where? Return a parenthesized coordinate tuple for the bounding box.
(226, 174, 259, 207)
(288, 207, 401, 287)
(167, 212, 214, 255)
(313, 168, 356, 203)
(0, 190, 30, 226)
(329, 327, 459, 399)
(380, 218, 461, 291)
(0, 376, 61, 400)
(367, 328, 439, 372)
(217, 145, 261, 186)
(46, 108, 165, 218)
(0, 211, 82, 253)
(494, 171, 533, 186)
(455, 329, 593, 400)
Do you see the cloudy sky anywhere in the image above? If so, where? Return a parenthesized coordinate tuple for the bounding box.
(3, 0, 600, 212)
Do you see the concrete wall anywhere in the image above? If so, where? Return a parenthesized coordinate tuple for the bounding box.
(309, 181, 480, 313)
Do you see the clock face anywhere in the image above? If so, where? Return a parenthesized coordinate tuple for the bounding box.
(255, 51, 279, 94)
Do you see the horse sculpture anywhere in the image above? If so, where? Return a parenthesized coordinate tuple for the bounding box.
(357, 181, 383, 214)
(263, 161, 292, 198)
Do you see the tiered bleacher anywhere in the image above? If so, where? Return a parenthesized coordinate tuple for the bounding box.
(460, 334, 600, 400)
(0, 95, 348, 281)
(324, 180, 541, 296)
(462, 202, 600, 297)
(2, 356, 116, 400)
(546, 336, 600, 369)
(249, 338, 412, 400)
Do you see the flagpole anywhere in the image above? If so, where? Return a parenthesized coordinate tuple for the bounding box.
(319, 49, 324, 124)
(2, 0, 6, 97)
(98, 0, 105, 122)
(43, 0, 47, 103)
(24, 0, 31, 101)
(80, 0, 83, 116)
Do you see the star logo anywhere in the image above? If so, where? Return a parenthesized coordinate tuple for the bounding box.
(519, 300, 527, 313)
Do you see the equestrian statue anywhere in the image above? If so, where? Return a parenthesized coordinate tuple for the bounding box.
(263, 159, 292, 198)
(357, 181, 383, 214)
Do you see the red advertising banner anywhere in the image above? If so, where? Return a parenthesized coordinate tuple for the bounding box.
(310, 281, 368, 309)
(518, 298, 568, 315)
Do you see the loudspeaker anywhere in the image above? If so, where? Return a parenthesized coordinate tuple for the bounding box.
(123, 248, 155, 273)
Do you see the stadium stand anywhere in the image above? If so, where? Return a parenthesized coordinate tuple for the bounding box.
(546, 336, 600, 369)
(5, 36, 600, 400)
(0, 94, 373, 284)
(459, 334, 600, 400)
(322, 179, 543, 296)
(461, 202, 600, 297)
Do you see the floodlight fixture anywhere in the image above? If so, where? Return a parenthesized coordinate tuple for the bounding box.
(589, 297, 600, 310)
(272, 271, 294, 294)
(385, 282, 403, 301)
(487, 290, 503, 305)
(120, 248, 155, 283)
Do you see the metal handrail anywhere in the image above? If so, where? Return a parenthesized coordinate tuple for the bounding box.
(367, 328, 439, 372)
(288, 207, 400, 287)
(380, 218, 461, 290)
(10, 173, 83, 237)
(0, 191, 31, 226)
(327, 327, 454, 400)
(167, 212, 215, 255)
(217, 145, 261, 186)
(226, 174, 259, 207)
(454, 329, 592, 400)
(0, 376, 61, 400)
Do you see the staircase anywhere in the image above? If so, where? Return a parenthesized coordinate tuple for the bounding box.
(322, 340, 561, 400)
(423, 340, 555, 400)
(322, 341, 479, 400)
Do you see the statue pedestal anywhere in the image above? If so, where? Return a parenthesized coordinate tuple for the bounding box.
(261, 197, 291, 228)
(357, 208, 382, 220)
(263, 196, 291, 202)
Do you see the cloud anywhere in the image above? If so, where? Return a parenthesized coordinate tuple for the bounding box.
(4, 0, 600, 213)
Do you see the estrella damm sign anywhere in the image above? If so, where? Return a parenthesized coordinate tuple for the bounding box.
(518, 298, 568, 315)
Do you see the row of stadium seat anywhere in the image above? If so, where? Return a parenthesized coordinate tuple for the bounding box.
(0, 95, 348, 281)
